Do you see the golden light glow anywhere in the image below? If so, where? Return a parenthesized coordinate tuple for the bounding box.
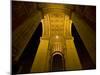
(56, 35, 59, 39)
(31, 4, 82, 72)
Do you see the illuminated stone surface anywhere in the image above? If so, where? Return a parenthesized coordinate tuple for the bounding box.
(31, 4, 82, 72)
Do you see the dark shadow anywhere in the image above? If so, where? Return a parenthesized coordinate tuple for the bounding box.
(12, 22, 42, 74)
(51, 54, 65, 72)
(72, 23, 96, 69)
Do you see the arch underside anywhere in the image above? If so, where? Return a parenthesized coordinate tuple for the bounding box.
(31, 4, 82, 72)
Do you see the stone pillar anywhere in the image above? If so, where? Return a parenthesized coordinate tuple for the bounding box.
(31, 38, 49, 72)
(64, 39, 82, 70)
(72, 12, 96, 65)
(12, 11, 42, 62)
(64, 17, 82, 70)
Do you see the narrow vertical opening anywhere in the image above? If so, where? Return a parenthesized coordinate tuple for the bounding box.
(51, 53, 64, 71)
(12, 22, 42, 74)
(72, 23, 95, 69)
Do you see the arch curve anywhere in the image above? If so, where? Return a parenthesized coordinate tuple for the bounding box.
(50, 52, 65, 71)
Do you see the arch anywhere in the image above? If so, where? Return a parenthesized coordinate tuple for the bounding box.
(50, 52, 65, 71)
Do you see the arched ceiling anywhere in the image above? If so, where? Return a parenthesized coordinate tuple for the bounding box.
(39, 4, 72, 39)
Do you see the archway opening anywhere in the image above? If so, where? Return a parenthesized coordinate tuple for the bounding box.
(51, 53, 64, 71)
